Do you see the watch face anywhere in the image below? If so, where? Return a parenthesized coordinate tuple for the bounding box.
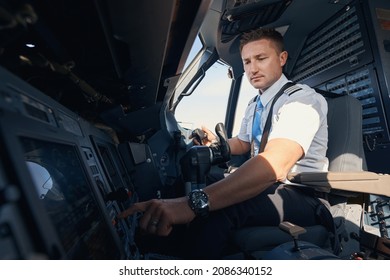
(189, 189, 209, 217)
(192, 191, 208, 208)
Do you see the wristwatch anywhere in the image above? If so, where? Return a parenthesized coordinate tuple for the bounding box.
(188, 189, 209, 218)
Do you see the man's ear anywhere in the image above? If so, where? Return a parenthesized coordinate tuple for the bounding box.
(279, 51, 288, 67)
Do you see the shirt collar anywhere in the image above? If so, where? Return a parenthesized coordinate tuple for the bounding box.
(257, 74, 289, 108)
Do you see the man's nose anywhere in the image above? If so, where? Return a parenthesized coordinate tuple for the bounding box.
(249, 61, 258, 73)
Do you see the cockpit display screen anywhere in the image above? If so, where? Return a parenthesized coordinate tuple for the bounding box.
(21, 137, 119, 259)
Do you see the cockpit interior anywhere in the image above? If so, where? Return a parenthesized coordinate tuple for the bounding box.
(0, 0, 390, 260)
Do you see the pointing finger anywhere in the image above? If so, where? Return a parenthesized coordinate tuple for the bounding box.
(117, 201, 149, 219)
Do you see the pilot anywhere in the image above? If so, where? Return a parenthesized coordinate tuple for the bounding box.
(119, 28, 332, 259)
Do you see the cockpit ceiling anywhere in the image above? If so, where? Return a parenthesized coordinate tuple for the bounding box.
(220, 0, 292, 43)
(0, 0, 210, 120)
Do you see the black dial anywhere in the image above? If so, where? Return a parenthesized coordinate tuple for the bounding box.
(188, 189, 209, 218)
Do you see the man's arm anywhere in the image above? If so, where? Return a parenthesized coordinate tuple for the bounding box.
(204, 138, 304, 210)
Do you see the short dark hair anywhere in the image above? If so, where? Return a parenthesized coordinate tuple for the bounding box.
(239, 28, 284, 53)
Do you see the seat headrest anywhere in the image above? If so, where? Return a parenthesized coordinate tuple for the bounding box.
(326, 95, 366, 172)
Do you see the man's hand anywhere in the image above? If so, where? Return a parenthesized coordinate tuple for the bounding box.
(117, 197, 196, 236)
(190, 126, 217, 146)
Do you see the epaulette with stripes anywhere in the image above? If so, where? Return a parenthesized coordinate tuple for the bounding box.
(284, 84, 302, 96)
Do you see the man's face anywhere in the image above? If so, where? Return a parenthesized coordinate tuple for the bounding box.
(241, 39, 287, 91)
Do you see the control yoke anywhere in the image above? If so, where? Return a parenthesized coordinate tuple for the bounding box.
(180, 123, 231, 194)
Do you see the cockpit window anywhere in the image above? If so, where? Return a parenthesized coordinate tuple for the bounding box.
(183, 35, 203, 72)
(175, 60, 231, 131)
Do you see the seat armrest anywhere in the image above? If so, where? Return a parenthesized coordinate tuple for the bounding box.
(287, 171, 390, 197)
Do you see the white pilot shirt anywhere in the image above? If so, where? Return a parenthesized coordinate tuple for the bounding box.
(237, 74, 329, 173)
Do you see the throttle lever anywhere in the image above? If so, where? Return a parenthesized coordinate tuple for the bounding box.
(215, 123, 230, 158)
(210, 123, 231, 164)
